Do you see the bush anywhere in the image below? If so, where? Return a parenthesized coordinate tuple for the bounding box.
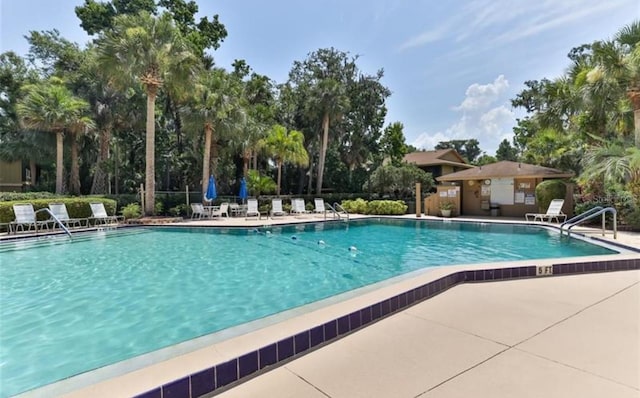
(169, 204, 189, 217)
(535, 180, 567, 213)
(341, 198, 368, 214)
(366, 200, 407, 215)
(0, 191, 60, 201)
(340, 199, 407, 215)
(120, 203, 142, 219)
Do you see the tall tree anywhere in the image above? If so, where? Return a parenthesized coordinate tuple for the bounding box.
(495, 138, 519, 161)
(260, 124, 309, 196)
(435, 139, 482, 163)
(380, 122, 408, 166)
(16, 78, 92, 194)
(183, 68, 244, 197)
(96, 11, 199, 214)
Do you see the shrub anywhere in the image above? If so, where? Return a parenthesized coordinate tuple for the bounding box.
(120, 203, 142, 219)
(0, 192, 59, 201)
(168, 204, 189, 217)
(366, 200, 407, 215)
(341, 198, 368, 214)
(535, 180, 567, 213)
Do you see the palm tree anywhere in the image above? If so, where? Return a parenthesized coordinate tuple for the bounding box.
(307, 78, 349, 194)
(96, 11, 199, 214)
(16, 78, 92, 194)
(260, 124, 309, 195)
(183, 68, 245, 198)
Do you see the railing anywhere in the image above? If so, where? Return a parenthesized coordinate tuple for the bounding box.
(333, 202, 350, 222)
(324, 203, 341, 221)
(560, 206, 617, 239)
(35, 208, 72, 239)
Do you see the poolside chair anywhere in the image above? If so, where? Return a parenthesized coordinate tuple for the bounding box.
(525, 199, 567, 223)
(291, 198, 309, 216)
(90, 202, 123, 226)
(312, 198, 326, 217)
(270, 198, 287, 218)
(9, 203, 51, 234)
(48, 202, 88, 229)
(245, 199, 260, 219)
(191, 203, 210, 219)
(211, 203, 229, 218)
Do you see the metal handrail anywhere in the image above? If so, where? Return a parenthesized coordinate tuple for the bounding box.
(324, 203, 341, 220)
(333, 202, 350, 222)
(560, 207, 617, 239)
(35, 208, 72, 239)
(560, 206, 603, 228)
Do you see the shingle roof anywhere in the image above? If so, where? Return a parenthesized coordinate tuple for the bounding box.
(436, 161, 574, 181)
(403, 149, 474, 168)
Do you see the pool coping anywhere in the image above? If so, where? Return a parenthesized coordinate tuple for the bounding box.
(9, 218, 639, 398)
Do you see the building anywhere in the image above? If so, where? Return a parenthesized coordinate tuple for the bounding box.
(435, 161, 574, 218)
(403, 149, 474, 180)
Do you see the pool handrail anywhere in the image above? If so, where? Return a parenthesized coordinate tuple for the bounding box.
(35, 208, 72, 239)
(560, 206, 616, 239)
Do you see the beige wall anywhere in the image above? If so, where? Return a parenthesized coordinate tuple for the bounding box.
(460, 178, 574, 218)
(0, 160, 22, 192)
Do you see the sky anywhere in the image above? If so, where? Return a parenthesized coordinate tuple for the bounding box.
(1, 0, 638, 155)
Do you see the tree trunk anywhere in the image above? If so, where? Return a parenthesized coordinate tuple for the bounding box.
(316, 112, 330, 194)
(202, 123, 212, 199)
(635, 108, 640, 148)
(91, 127, 111, 194)
(29, 160, 37, 186)
(145, 88, 157, 215)
(55, 131, 64, 194)
(69, 132, 81, 195)
(252, 149, 257, 170)
(242, 148, 250, 177)
(276, 160, 282, 196)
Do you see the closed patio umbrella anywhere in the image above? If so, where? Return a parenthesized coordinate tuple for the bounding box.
(205, 175, 217, 202)
(238, 177, 248, 203)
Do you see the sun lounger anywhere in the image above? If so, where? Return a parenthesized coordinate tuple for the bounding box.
(90, 202, 123, 226)
(312, 198, 326, 216)
(9, 203, 51, 234)
(211, 203, 229, 218)
(270, 198, 287, 218)
(291, 198, 309, 216)
(525, 199, 567, 223)
(245, 199, 260, 219)
(48, 203, 88, 229)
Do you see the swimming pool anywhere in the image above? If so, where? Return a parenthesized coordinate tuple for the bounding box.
(0, 219, 617, 397)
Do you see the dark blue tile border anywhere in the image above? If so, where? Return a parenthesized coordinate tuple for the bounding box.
(135, 258, 639, 397)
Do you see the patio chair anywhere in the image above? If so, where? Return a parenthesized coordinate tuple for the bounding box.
(270, 198, 287, 218)
(245, 199, 260, 219)
(291, 198, 309, 216)
(525, 199, 567, 223)
(211, 202, 229, 218)
(9, 203, 51, 234)
(191, 203, 210, 219)
(48, 202, 88, 229)
(90, 202, 123, 226)
(312, 198, 326, 216)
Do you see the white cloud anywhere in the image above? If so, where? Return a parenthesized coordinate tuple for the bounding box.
(454, 75, 508, 112)
(411, 76, 516, 155)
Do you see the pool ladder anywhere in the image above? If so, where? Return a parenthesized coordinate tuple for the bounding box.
(35, 208, 72, 239)
(325, 203, 350, 222)
(560, 206, 617, 239)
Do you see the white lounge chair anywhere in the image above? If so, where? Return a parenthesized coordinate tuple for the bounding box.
(270, 198, 287, 218)
(245, 199, 260, 219)
(191, 203, 210, 219)
(312, 198, 326, 216)
(291, 198, 309, 216)
(211, 203, 229, 218)
(48, 203, 88, 229)
(90, 202, 123, 226)
(525, 199, 567, 223)
(9, 203, 51, 234)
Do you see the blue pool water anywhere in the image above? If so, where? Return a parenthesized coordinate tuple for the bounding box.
(0, 219, 615, 396)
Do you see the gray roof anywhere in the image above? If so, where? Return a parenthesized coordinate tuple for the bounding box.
(437, 161, 574, 181)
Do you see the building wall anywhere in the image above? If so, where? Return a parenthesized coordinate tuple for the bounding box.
(0, 160, 23, 192)
(460, 177, 574, 218)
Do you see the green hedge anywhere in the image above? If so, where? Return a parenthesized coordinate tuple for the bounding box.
(0, 197, 117, 224)
(341, 199, 407, 215)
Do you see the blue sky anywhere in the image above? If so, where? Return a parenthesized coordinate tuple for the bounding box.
(1, 0, 638, 155)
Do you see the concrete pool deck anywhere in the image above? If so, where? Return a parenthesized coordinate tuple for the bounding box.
(5, 214, 639, 398)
